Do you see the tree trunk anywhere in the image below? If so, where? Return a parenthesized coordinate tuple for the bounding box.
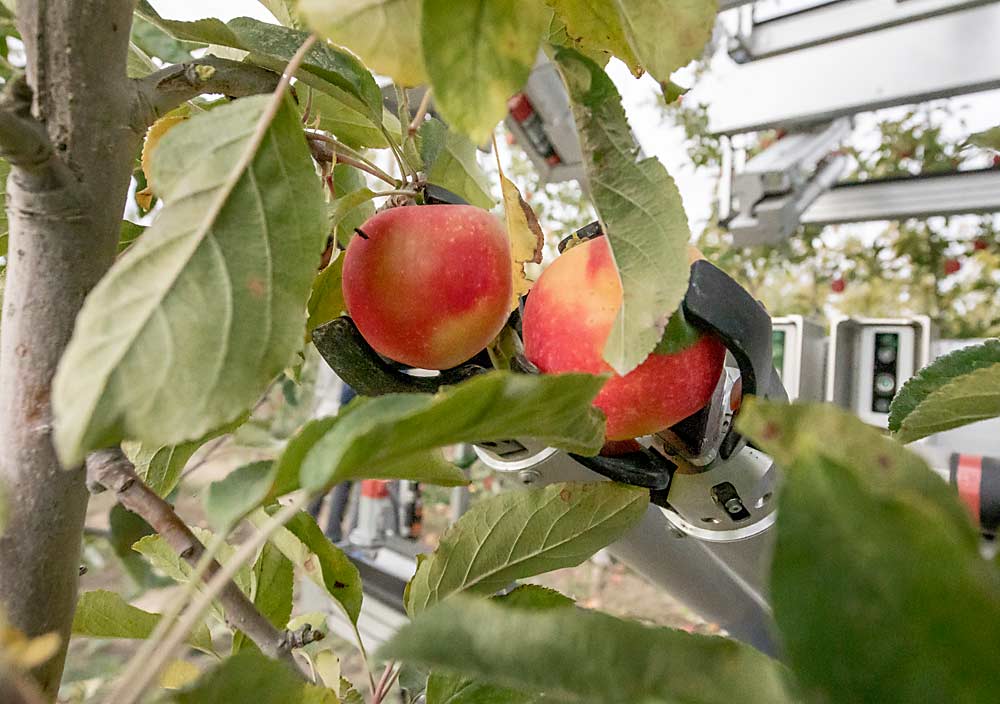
(0, 0, 140, 694)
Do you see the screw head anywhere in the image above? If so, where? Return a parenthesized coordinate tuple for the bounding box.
(724, 497, 743, 514)
(518, 469, 541, 485)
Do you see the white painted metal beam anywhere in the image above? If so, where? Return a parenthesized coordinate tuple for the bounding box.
(710, 3, 1000, 134)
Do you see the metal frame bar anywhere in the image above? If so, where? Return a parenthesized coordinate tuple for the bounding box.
(709, 3, 1000, 134)
(742, 0, 993, 59)
(801, 168, 1000, 225)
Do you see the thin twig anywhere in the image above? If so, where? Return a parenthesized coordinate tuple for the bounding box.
(305, 131, 399, 186)
(408, 89, 432, 136)
(372, 662, 402, 704)
(115, 495, 312, 704)
(86, 449, 296, 666)
(178, 434, 230, 482)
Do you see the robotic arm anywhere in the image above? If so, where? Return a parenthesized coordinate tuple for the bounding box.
(312, 201, 787, 655)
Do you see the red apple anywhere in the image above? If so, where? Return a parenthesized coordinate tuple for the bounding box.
(831, 277, 846, 293)
(523, 237, 726, 441)
(342, 205, 513, 369)
(944, 258, 962, 275)
(974, 238, 989, 252)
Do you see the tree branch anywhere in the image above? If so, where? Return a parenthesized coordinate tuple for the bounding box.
(0, 76, 72, 186)
(132, 56, 282, 126)
(84, 448, 309, 668)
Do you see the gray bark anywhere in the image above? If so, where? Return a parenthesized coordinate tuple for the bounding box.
(0, 1, 140, 694)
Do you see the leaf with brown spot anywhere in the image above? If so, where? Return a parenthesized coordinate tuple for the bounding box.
(252, 510, 362, 623)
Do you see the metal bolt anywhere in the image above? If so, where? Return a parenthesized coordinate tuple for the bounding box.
(724, 497, 743, 514)
(518, 469, 541, 485)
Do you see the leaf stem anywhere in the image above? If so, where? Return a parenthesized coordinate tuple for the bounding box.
(306, 131, 400, 186)
(408, 89, 432, 136)
(338, 154, 399, 186)
(381, 123, 412, 183)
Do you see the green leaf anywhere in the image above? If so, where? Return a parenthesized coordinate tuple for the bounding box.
(131, 14, 202, 64)
(420, 119, 495, 209)
(255, 510, 363, 624)
(329, 189, 378, 250)
(309, 91, 400, 150)
(252, 541, 294, 628)
(545, 0, 638, 73)
(106, 503, 167, 589)
(307, 256, 347, 335)
(331, 163, 376, 247)
(123, 418, 241, 498)
(382, 596, 795, 703)
(73, 590, 213, 654)
(136, 1, 238, 46)
(123, 442, 200, 499)
(133, 529, 254, 600)
(556, 49, 691, 375)
(257, 0, 301, 28)
(300, 0, 427, 86)
(610, 0, 715, 81)
(425, 586, 573, 704)
(229, 18, 384, 118)
(118, 220, 145, 254)
(52, 95, 327, 466)
(173, 649, 336, 704)
(653, 307, 701, 355)
(739, 400, 1000, 702)
(136, 1, 382, 118)
(204, 460, 276, 532)
(889, 338, 1000, 443)
(770, 452, 1000, 703)
(125, 42, 158, 78)
(422, 0, 549, 143)
(234, 541, 294, 654)
(738, 399, 976, 538)
(339, 679, 364, 704)
(495, 584, 574, 610)
(405, 481, 647, 616)
(966, 125, 1000, 152)
(295, 371, 606, 491)
(270, 417, 338, 500)
(427, 677, 535, 704)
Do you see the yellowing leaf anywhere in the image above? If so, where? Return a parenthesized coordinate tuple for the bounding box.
(494, 144, 544, 309)
(160, 659, 202, 689)
(300, 0, 426, 87)
(0, 625, 60, 670)
(314, 649, 342, 690)
(546, 0, 640, 74)
(500, 175, 544, 307)
(137, 114, 188, 208)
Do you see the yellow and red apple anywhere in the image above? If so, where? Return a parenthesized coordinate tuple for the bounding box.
(342, 204, 513, 370)
(523, 236, 725, 441)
